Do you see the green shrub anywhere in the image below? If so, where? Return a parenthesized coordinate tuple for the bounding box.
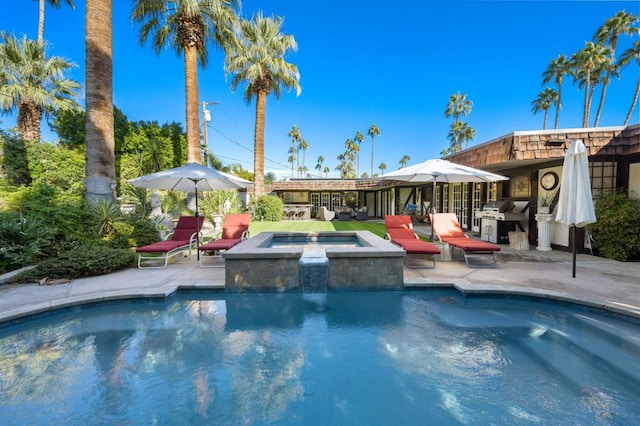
(254, 195, 283, 221)
(11, 246, 135, 283)
(0, 212, 56, 273)
(589, 191, 640, 262)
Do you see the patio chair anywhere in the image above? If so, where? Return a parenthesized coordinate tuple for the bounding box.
(384, 215, 440, 268)
(136, 216, 205, 269)
(319, 206, 335, 221)
(430, 213, 500, 268)
(356, 206, 369, 220)
(198, 213, 252, 267)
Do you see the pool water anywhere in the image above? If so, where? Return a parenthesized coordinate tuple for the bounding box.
(0, 290, 638, 425)
(266, 234, 363, 248)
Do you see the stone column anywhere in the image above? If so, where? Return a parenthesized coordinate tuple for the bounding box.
(535, 213, 553, 251)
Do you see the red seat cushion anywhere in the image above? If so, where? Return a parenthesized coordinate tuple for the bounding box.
(442, 237, 500, 252)
(391, 238, 441, 255)
(199, 238, 241, 251)
(136, 240, 190, 253)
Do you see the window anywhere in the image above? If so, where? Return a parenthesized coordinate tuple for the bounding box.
(590, 161, 617, 198)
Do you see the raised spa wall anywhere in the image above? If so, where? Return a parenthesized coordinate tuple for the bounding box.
(222, 231, 406, 289)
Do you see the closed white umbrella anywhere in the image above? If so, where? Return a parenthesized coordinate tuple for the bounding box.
(381, 159, 509, 239)
(129, 162, 252, 258)
(555, 140, 596, 278)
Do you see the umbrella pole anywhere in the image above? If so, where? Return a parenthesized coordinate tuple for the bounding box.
(195, 188, 200, 261)
(431, 176, 436, 241)
(572, 226, 577, 278)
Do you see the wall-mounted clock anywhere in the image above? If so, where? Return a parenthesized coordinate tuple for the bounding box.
(541, 171, 559, 191)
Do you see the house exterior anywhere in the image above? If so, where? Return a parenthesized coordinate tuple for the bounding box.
(266, 124, 640, 252)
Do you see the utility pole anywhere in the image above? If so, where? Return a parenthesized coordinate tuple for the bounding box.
(201, 101, 218, 165)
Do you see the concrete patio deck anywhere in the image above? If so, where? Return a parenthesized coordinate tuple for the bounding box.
(1, 240, 638, 324)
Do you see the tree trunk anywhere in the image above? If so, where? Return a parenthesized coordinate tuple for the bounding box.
(84, 0, 115, 205)
(554, 82, 562, 129)
(38, 0, 45, 43)
(593, 79, 608, 127)
(17, 101, 42, 141)
(624, 78, 640, 126)
(542, 109, 548, 130)
(582, 70, 590, 128)
(253, 91, 266, 198)
(184, 45, 201, 164)
(370, 137, 374, 176)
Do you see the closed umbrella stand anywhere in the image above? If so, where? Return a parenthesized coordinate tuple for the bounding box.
(555, 140, 597, 278)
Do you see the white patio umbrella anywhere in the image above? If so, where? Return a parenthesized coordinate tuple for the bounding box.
(128, 162, 252, 257)
(555, 140, 596, 278)
(380, 159, 509, 239)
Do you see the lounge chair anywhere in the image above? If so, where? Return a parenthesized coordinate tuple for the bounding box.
(198, 213, 251, 267)
(384, 215, 440, 268)
(430, 213, 500, 268)
(319, 206, 335, 221)
(136, 216, 205, 269)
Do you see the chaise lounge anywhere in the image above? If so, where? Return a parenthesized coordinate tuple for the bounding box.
(430, 213, 500, 268)
(384, 215, 440, 268)
(136, 216, 204, 269)
(198, 213, 251, 267)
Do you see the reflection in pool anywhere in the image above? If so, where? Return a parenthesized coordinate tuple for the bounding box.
(0, 291, 638, 425)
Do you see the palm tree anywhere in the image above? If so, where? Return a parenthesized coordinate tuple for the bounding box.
(287, 151, 295, 178)
(399, 155, 410, 168)
(618, 41, 640, 126)
(447, 121, 476, 152)
(593, 10, 640, 127)
(531, 87, 558, 130)
(225, 13, 301, 198)
(287, 125, 301, 173)
(131, 0, 239, 164)
(592, 58, 620, 126)
(444, 92, 472, 122)
(378, 162, 386, 175)
(299, 138, 308, 176)
(570, 41, 610, 127)
(354, 130, 364, 176)
(36, 0, 75, 43)
(542, 54, 570, 129)
(322, 166, 330, 178)
(84, 0, 114, 204)
(367, 124, 380, 176)
(0, 33, 80, 142)
(315, 155, 324, 177)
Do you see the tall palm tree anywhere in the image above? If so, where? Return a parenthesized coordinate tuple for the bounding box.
(287, 125, 301, 173)
(225, 13, 301, 198)
(444, 92, 472, 122)
(84, 0, 114, 204)
(315, 155, 324, 177)
(593, 10, 639, 127)
(399, 155, 410, 169)
(378, 162, 386, 175)
(131, 0, 239, 164)
(542, 54, 570, 129)
(0, 33, 80, 142)
(36, 0, 75, 43)
(592, 58, 620, 126)
(367, 123, 380, 176)
(299, 138, 308, 177)
(570, 41, 610, 127)
(354, 130, 364, 177)
(618, 41, 640, 126)
(447, 120, 476, 152)
(531, 87, 558, 130)
(322, 166, 330, 178)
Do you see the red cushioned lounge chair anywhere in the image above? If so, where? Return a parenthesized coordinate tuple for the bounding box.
(430, 213, 500, 268)
(198, 213, 251, 267)
(384, 215, 440, 268)
(136, 216, 205, 269)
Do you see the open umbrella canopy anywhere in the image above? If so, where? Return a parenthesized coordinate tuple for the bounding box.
(555, 140, 596, 228)
(380, 159, 509, 183)
(128, 162, 252, 192)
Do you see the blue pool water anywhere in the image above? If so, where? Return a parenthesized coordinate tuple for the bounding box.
(266, 234, 362, 248)
(0, 290, 638, 425)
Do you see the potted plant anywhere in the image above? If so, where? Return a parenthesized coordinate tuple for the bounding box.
(538, 191, 555, 214)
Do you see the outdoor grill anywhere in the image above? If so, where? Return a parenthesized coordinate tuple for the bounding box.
(475, 200, 526, 244)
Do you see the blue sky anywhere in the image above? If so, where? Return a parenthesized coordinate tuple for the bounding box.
(1, 1, 639, 179)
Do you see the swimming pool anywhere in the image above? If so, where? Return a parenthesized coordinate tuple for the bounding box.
(0, 290, 638, 425)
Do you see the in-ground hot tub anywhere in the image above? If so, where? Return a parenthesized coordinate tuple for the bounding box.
(222, 231, 406, 289)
